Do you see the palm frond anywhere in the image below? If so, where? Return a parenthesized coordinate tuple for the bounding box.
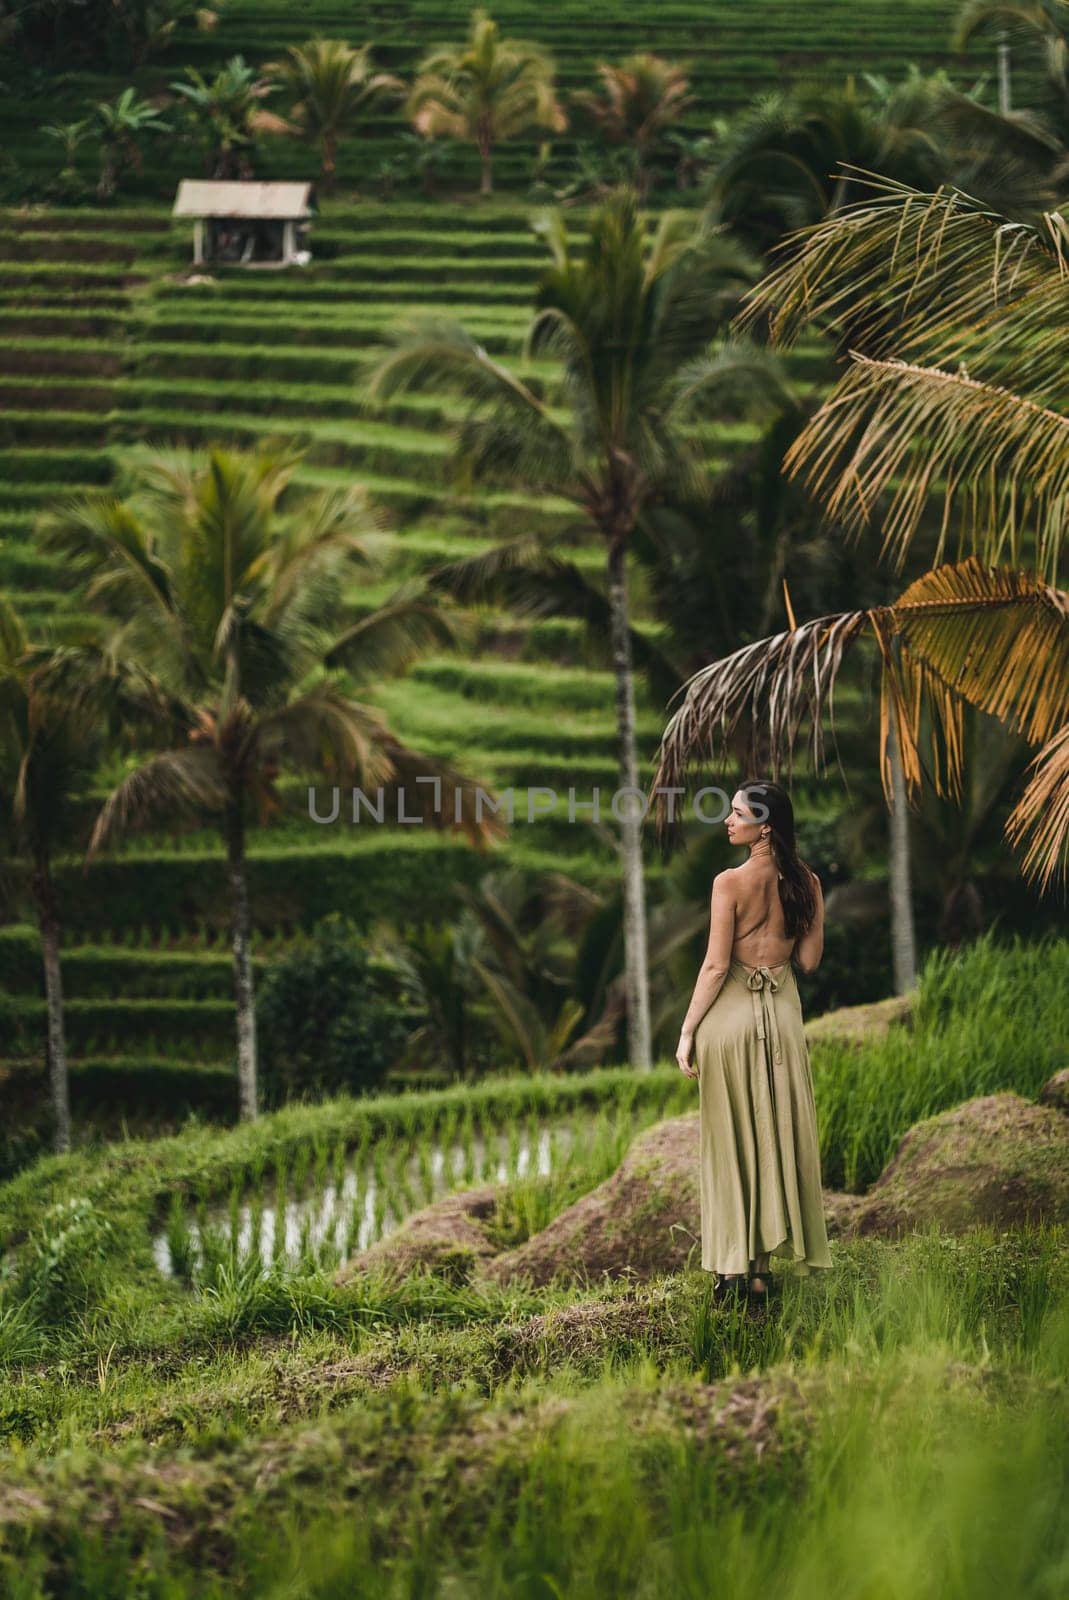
(736, 177, 1069, 397)
(36, 493, 178, 625)
(953, 0, 1065, 52)
(552, 979, 625, 1070)
(782, 351, 1068, 583)
(666, 338, 793, 422)
(323, 584, 465, 680)
(22, 640, 189, 744)
(648, 604, 872, 854)
(367, 318, 575, 487)
(470, 957, 545, 1069)
(253, 483, 385, 629)
(87, 746, 227, 856)
(369, 733, 510, 850)
(1005, 720, 1069, 895)
(256, 683, 398, 788)
(891, 556, 1069, 746)
(0, 593, 28, 669)
(421, 533, 556, 606)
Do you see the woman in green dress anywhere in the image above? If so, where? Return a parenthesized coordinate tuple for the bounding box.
(676, 780, 833, 1307)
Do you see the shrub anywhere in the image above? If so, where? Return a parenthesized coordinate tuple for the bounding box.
(256, 913, 412, 1108)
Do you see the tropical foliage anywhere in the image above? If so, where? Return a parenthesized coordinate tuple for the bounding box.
(572, 52, 696, 199)
(0, 597, 103, 1154)
(368, 188, 790, 1067)
(652, 179, 1069, 898)
(406, 7, 567, 194)
(169, 53, 287, 180)
(268, 37, 403, 190)
(34, 447, 505, 1121)
(88, 86, 170, 199)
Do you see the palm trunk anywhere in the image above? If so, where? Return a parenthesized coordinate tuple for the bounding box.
(478, 121, 493, 196)
(322, 131, 337, 193)
(606, 534, 653, 1071)
(31, 852, 71, 1155)
(887, 706, 918, 994)
(97, 148, 116, 201)
(225, 797, 259, 1119)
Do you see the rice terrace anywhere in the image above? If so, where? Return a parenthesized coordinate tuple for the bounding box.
(1, 0, 1068, 1594)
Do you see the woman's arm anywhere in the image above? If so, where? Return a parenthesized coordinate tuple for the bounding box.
(679, 871, 736, 1044)
(793, 870, 825, 975)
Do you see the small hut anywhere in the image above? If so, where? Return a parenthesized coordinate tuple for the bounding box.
(172, 181, 315, 267)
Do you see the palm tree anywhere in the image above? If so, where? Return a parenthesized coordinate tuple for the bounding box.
(651, 180, 1069, 945)
(708, 73, 954, 253)
(89, 87, 170, 200)
(572, 52, 696, 201)
(455, 866, 624, 1072)
(268, 37, 403, 193)
(946, 0, 1069, 203)
(169, 55, 288, 180)
(406, 8, 566, 197)
(42, 118, 89, 200)
(0, 597, 104, 1155)
(367, 191, 788, 1069)
(953, 0, 1069, 117)
(37, 447, 507, 1121)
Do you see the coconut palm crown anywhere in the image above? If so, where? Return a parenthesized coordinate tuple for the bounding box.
(406, 8, 566, 195)
(367, 189, 789, 1068)
(268, 37, 403, 190)
(651, 176, 1069, 898)
(35, 447, 506, 1118)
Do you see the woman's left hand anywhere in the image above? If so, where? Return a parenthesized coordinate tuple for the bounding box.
(676, 1032, 697, 1079)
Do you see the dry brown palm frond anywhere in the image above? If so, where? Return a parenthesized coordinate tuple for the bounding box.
(647, 604, 872, 851)
(781, 352, 1069, 584)
(647, 555, 1069, 892)
(890, 557, 1069, 747)
(1005, 721, 1069, 896)
(736, 176, 1069, 366)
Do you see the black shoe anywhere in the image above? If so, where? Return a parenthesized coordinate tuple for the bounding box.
(747, 1265, 776, 1304)
(713, 1273, 748, 1304)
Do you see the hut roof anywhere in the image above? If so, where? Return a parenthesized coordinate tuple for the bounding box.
(172, 181, 315, 219)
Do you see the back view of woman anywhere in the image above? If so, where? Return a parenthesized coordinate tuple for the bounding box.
(675, 779, 833, 1306)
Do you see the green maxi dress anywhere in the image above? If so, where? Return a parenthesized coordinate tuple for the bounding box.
(696, 956, 833, 1276)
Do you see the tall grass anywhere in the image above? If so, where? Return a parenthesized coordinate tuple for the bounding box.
(1, 1226, 1066, 1597)
(812, 930, 1069, 1188)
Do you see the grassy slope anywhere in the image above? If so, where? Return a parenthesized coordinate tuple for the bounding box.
(1, 934, 1067, 1594)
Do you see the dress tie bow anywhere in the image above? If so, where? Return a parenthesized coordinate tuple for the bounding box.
(743, 964, 785, 1067)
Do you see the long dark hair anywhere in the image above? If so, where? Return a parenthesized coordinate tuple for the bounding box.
(740, 779, 818, 940)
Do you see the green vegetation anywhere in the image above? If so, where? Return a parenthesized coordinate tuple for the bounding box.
(2, 5, 1068, 1594)
(0, 1, 1065, 1189)
(1, 934, 1068, 1591)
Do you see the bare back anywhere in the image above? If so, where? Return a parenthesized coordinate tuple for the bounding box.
(730, 857, 818, 970)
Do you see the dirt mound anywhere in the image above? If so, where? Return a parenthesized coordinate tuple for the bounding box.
(0, 1371, 812, 1562)
(804, 992, 913, 1048)
(489, 1287, 676, 1376)
(479, 1114, 701, 1289)
(333, 1182, 501, 1288)
(1038, 1069, 1069, 1116)
(478, 1115, 852, 1289)
(333, 1074, 1069, 1295)
(840, 1092, 1069, 1238)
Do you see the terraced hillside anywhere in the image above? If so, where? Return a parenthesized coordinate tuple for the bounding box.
(2, 0, 1006, 200)
(0, 194, 884, 1122)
